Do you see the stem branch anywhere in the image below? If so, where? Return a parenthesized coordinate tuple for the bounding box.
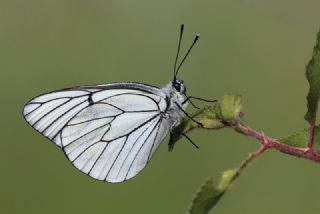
(232, 122, 320, 162)
(238, 145, 268, 173)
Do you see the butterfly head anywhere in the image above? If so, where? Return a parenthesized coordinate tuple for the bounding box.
(171, 79, 186, 94)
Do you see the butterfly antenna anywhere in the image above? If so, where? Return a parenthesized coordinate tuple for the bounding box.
(173, 24, 184, 81)
(175, 34, 200, 77)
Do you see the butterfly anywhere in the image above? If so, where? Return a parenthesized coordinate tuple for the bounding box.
(23, 25, 215, 183)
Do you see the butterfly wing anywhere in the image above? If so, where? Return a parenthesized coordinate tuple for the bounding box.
(23, 83, 170, 182)
(23, 89, 93, 147)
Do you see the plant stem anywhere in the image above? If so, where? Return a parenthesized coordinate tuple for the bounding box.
(232, 122, 320, 162)
(218, 145, 269, 194)
(237, 145, 268, 174)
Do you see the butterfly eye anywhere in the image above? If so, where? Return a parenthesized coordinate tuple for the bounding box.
(172, 80, 186, 93)
(173, 82, 181, 92)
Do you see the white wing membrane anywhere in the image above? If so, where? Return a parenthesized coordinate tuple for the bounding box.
(68, 104, 122, 125)
(31, 90, 89, 102)
(24, 90, 91, 146)
(23, 84, 169, 182)
(62, 117, 114, 146)
(125, 118, 167, 180)
(41, 97, 88, 139)
(101, 112, 158, 141)
(105, 117, 160, 182)
(25, 98, 69, 125)
(102, 94, 159, 111)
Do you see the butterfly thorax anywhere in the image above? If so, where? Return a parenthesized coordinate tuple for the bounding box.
(160, 80, 188, 129)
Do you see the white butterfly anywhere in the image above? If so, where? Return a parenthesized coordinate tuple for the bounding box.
(23, 25, 209, 183)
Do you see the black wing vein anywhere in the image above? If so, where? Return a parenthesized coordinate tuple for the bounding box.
(47, 99, 89, 139)
(63, 119, 113, 148)
(104, 116, 159, 179)
(32, 98, 72, 126)
(147, 117, 163, 162)
(111, 117, 160, 180)
(87, 142, 110, 175)
(124, 119, 161, 180)
(101, 114, 160, 143)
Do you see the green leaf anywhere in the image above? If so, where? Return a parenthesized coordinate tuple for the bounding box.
(305, 28, 320, 123)
(182, 104, 225, 132)
(217, 170, 238, 190)
(219, 94, 243, 123)
(188, 178, 221, 214)
(279, 125, 320, 153)
(189, 169, 238, 214)
(177, 94, 243, 134)
(169, 104, 224, 151)
(169, 94, 243, 150)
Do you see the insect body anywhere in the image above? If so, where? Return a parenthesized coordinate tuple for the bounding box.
(23, 25, 203, 183)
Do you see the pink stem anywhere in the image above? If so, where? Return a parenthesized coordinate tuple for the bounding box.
(233, 123, 320, 163)
(229, 145, 269, 183)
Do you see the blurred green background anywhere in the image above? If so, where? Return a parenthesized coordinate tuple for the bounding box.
(2, 0, 320, 213)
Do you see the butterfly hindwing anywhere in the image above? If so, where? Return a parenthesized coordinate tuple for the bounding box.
(63, 113, 168, 182)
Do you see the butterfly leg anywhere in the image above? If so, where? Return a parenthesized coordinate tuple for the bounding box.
(186, 98, 201, 109)
(175, 102, 204, 127)
(168, 131, 199, 151)
(182, 95, 217, 108)
(180, 132, 199, 149)
(168, 132, 175, 151)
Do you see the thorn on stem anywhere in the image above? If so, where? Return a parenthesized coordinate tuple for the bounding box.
(260, 132, 268, 145)
(238, 111, 245, 118)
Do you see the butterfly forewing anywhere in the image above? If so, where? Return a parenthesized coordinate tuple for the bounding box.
(23, 90, 93, 147)
(23, 83, 169, 182)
